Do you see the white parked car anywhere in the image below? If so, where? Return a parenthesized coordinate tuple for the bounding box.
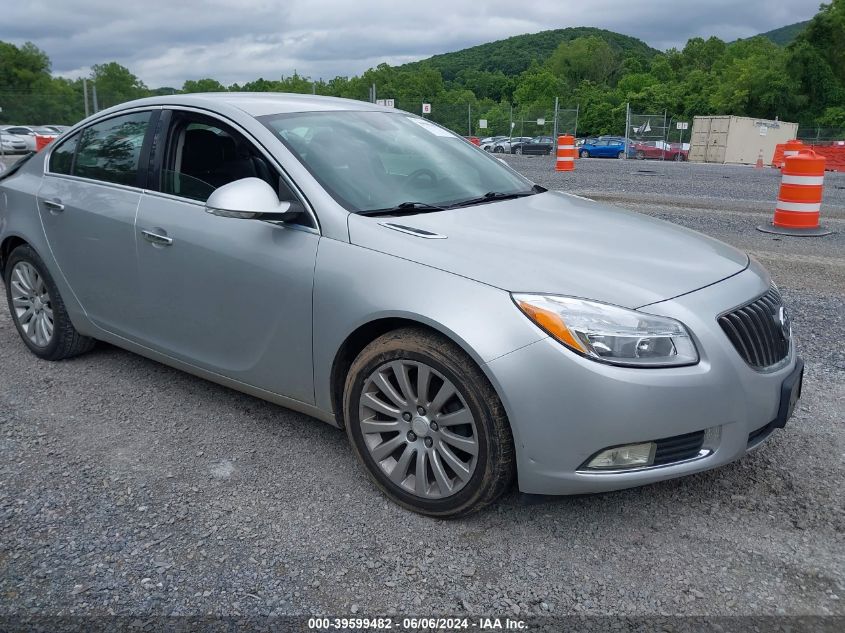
(480, 136, 508, 152)
(0, 126, 58, 151)
(0, 130, 29, 154)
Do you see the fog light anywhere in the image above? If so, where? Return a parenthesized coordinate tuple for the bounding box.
(587, 442, 656, 469)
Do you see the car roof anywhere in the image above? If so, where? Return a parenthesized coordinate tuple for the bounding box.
(96, 92, 387, 118)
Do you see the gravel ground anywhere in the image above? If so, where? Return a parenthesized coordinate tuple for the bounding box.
(1, 155, 843, 628)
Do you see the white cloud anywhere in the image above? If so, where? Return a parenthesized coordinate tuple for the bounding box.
(4, 0, 820, 87)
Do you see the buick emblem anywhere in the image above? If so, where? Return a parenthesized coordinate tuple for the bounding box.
(775, 306, 791, 340)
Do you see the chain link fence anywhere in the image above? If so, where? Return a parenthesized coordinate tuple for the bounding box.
(796, 125, 845, 144)
(390, 100, 579, 144)
(625, 107, 670, 159)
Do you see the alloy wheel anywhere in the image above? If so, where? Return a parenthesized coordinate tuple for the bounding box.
(10, 261, 54, 347)
(358, 360, 479, 499)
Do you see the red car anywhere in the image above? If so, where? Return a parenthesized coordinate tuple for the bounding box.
(631, 141, 688, 161)
(464, 136, 481, 146)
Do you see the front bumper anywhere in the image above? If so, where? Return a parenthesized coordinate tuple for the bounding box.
(486, 263, 800, 495)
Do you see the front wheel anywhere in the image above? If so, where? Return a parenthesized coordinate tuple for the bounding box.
(580, 150, 589, 158)
(674, 153, 686, 162)
(636, 150, 645, 160)
(493, 146, 504, 154)
(513, 146, 523, 155)
(4, 245, 96, 360)
(617, 150, 625, 159)
(343, 328, 515, 518)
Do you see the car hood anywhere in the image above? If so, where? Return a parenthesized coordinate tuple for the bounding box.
(347, 191, 748, 308)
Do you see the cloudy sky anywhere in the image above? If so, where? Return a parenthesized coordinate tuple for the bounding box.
(3, 0, 820, 88)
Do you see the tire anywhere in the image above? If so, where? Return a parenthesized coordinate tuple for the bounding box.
(514, 146, 523, 155)
(636, 151, 646, 160)
(343, 327, 515, 518)
(617, 151, 625, 159)
(674, 153, 686, 162)
(4, 245, 96, 361)
(580, 150, 589, 158)
(493, 146, 504, 154)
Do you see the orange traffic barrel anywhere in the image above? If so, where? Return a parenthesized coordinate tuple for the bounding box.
(35, 135, 53, 151)
(555, 135, 575, 172)
(758, 150, 832, 236)
(773, 138, 804, 169)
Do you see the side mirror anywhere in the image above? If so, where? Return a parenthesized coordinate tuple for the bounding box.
(205, 177, 302, 221)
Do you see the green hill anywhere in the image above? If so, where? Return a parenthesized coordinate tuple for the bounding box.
(401, 27, 659, 80)
(758, 21, 809, 45)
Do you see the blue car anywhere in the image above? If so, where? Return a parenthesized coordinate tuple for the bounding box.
(579, 138, 627, 159)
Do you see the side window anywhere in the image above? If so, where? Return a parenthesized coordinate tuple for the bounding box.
(161, 115, 294, 205)
(73, 111, 152, 186)
(48, 133, 80, 175)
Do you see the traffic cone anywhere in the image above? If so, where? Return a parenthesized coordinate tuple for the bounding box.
(758, 150, 832, 236)
(755, 150, 764, 169)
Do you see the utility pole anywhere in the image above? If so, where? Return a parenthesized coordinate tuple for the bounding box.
(509, 104, 513, 140)
(574, 103, 580, 138)
(83, 78, 90, 117)
(468, 104, 472, 136)
(552, 96, 559, 142)
(624, 102, 631, 159)
(92, 83, 99, 113)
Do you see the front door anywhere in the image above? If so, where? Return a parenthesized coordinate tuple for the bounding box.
(132, 110, 319, 403)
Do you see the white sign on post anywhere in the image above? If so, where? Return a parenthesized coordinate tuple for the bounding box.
(478, 119, 488, 129)
(537, 118, 545, 126)
(375, 99, 385, 106)
(385, 99, 394, 108)
(422, 103, 432, 114)
(676, 122, 689, 130)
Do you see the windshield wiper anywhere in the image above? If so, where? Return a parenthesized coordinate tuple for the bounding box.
(358, 201, 446, 217)
(447, 185, 545, 209)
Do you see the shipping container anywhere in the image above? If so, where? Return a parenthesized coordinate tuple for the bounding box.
(689, 116, 799, 166)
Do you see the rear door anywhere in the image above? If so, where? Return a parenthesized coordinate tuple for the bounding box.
(37, 109, 157, 337)
(132, 109, 320, 403)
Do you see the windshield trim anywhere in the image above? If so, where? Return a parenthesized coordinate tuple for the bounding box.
(257, 110, 534, 214)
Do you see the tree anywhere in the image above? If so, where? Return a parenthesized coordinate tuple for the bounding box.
(513, 66, 564, 107)
(548, 36, 619, 87)
(0, 41, 56, 123)
(794, 0, 845, 86)
(90, 62, 148, 109)
(182, 78, 227, 93)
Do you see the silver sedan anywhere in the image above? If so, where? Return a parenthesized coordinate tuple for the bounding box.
(0, 94, 803, 517)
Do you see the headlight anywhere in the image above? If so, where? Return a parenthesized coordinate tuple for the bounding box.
(512, 294, 698, 367)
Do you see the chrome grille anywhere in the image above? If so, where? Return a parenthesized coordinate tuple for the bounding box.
(718, 286, 790, 369)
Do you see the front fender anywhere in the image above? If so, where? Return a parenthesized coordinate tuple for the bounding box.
(311, 238, 545, 418)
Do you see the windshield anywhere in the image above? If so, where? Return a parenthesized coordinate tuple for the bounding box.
(258, 111, 534, 213)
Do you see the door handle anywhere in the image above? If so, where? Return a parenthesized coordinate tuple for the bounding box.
(141, 229, 173, 246)
(42, 198, 64, 212)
